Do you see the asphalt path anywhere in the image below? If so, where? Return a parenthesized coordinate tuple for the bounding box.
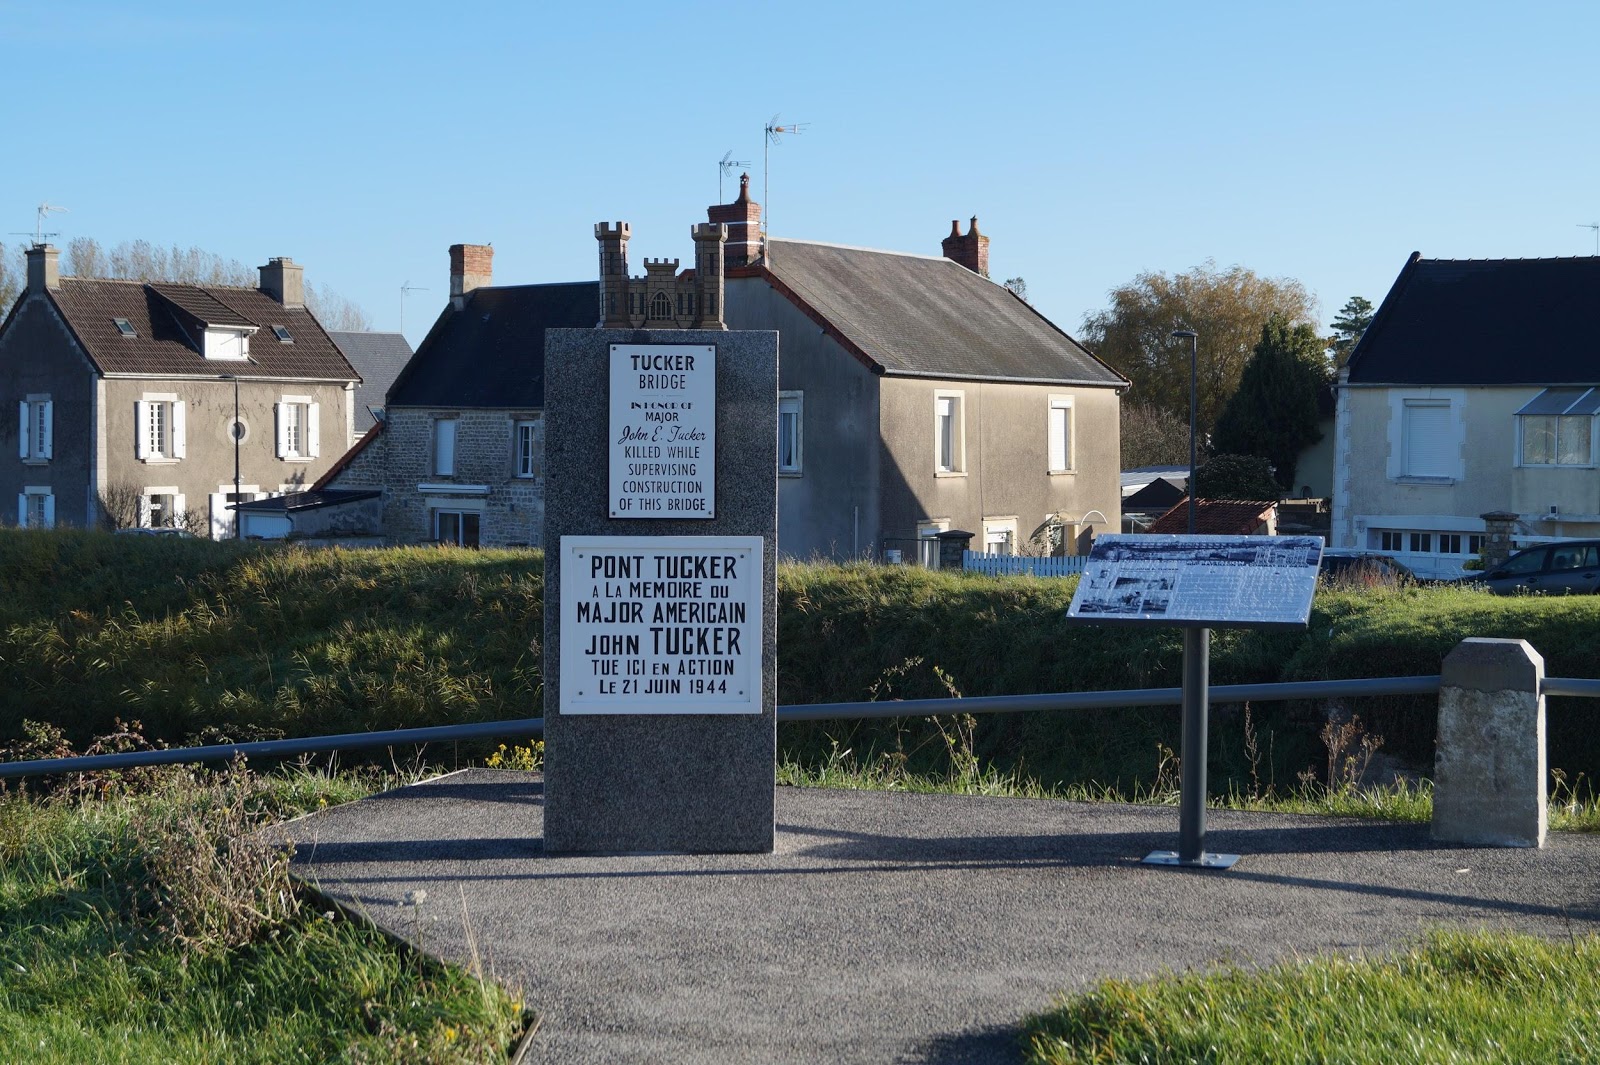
(278, 770, 1600, 1064)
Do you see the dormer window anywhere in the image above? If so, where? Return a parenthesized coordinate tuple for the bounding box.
(271, 325, 293, 343)
(113, 318, 137, 337)
(203, 327, 254, 361)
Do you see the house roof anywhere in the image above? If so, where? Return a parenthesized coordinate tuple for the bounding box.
(1346, 253, 1600, 386)
(1123, 477, 1187, 511)
(1147, 498, 1277, 535)
(44, 277, 358, 381)
(738, 239, 1127, 387)
(387, 282, 598, 408)
(329, 330, 414, 430)
(232, 488, 380, 513)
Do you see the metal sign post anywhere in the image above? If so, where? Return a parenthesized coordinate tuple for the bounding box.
(1064, 534, 1323, 871)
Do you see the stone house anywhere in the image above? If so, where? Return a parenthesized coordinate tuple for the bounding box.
(322, 181, 1128, 557)
(0, 245, 359, 536)
(1332, 252, 1600, 579)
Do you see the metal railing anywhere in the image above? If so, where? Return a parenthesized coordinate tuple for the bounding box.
(23, 670, 1600, 782)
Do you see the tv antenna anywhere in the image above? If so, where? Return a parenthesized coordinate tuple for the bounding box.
(1580, 222, 1600, 256)
(762, 115, 808, 242)
(11, 202, 67, 245)
(399, 280, 429, 333)
(718, 150, 751, 203)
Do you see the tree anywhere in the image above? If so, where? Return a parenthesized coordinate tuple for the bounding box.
(1002, 276, 1029, 302)
(1329, 295, 1375, 367)
(1193, 453, 1280, 501)
(1120, 399, 1194, 469)
(1079, 261, 1317, 438)
(62, 237, 371, 329)
(1210, 316, 1328, 490)
(0, 243, 18, 312)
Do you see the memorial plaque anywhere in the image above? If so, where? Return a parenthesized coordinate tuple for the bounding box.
(610, 343, 716, 519)
(560, 535, 762, 715)
(1067, 534, 1322, 629)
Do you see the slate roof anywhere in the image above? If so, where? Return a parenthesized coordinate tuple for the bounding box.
(232, 488, 380, 513)
(387, 282, 599, 408)
(45, 277, 358, 381)
(740, 239, 1127, 387)
(1347, 253, 1600, 386)
(329, 331, 414, 431)
(1147, 498, 1277, 535)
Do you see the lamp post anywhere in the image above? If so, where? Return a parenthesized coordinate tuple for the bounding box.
(224, 374, 243, 540)
(1171, 329, 1199, 533)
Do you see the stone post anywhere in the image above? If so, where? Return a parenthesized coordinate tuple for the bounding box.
(1432, 637, 1546, 848)
(1478, 511, 1519, 570)
(936, 529, 973, 570)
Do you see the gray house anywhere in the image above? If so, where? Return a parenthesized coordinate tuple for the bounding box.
(323, 185, 1128, 558)
(0, 245, 359, 537)
(328, 330, 414, 437)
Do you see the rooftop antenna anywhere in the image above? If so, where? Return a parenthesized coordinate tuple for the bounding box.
(762, 115, 808, 242)
(10, 202, 67, 245)
(400, 280, 429, 333)
(718, 150, 751, 203)
(1580, 222, 1600, 256)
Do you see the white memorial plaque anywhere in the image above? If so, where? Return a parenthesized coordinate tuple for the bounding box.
(1067, 534, 1323, 629)
(561, 535, 762, 714)
(610, 343, 715, 519)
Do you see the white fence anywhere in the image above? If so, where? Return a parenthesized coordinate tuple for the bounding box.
(961, 552, 1089, 577)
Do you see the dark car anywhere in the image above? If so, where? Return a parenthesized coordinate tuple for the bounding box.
(1464, 541, 1600, 595)
(1318, 550, 1414, 585)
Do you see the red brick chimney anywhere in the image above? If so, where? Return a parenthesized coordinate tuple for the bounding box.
(449, 244, 494, 310)
(941, 217, 989, 277)
(708, 173, 763, 268)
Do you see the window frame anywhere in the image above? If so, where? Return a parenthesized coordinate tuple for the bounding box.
(514, 419, 540, 479)
(1518, 413, 1595, 468)
(137, 394, 185, 464)
(276, 396, 320, 461)
(934, 390, 966, 476)
(778, 391, 803, 475)
(18, 486, 54, 529)
(434, 509, 481, 548)
(433, 416, 458, 477)
(18, 396, 52, 463)
(1047, 395, 1074, 474)
(982, 516, 1019, 557)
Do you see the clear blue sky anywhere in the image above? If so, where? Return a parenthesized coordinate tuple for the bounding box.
(6, 0, 1598, 348)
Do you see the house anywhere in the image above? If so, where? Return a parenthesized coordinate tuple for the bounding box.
(1331, 252, 1600, 578)
(318, 244, 598, 547)
(0, 245, 359, 537)
(1121, 466, 1188, 531)
(328, 331, 414, 437)
(322, 180, 1128, 557)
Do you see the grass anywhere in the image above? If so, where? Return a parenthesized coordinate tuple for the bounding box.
(1023, 928, 1600, 1064)
(0, 764, 526, 1064)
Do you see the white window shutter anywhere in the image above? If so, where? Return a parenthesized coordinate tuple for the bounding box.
(18, 402, 28, 459)
(41, 401, 52, 460)
(275, 402, 289, 459)
(135, 401, 150, 460)
(16, 494, 25, 526)
(43, 495, 55, 528)
(137, 494, 151, 528)
(307, 402, 321, 458)
(172, 401, 187, 459)
(174, 494, 186, 529)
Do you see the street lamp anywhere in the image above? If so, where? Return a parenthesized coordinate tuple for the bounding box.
(1171, 329, 1199, 534)
(223, 374, 244, 539)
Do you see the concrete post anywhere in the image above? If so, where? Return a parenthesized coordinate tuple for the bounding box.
(936, 529, 973, 570)
(1432, 637, 1546, 848)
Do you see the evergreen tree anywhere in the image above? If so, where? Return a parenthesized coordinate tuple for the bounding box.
(1193, 453, 1281, 501)
(1330, 295, 1375, 366)
(1210, 316, 1327, 490)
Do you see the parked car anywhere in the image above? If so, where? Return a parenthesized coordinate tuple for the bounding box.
(1460, 541, 1600, 595)
(114, 527, 196, 538)
(1318, 550, 1414, 585)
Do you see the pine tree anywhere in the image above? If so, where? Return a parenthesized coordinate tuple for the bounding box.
(1330, 296, 1375, 366)
(1210, 316, 1327, 490)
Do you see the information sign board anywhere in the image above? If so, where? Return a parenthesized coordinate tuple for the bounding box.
(610, 343, 716, 519)
(1066, 534, 1323, 629)
(560, 535, 762, 714)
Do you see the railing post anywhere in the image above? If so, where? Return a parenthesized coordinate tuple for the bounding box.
(1433, 637, 1547, 848)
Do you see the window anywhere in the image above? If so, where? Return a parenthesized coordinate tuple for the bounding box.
(1469, 534, 1485, 555)
(203, 328, 252, 361)
(1048, 396, 1073, 472)
(1401, 399, 1453, 478)
(1440, 534, 1462, 554)
(514, 420, 540, 478)
(271, 325, 293, 343)
(649, 291, 673, 320)
(113, 317, 137, 338)
(1409, 532, 1432, 553)
(983, 517, 1018, 557)
(209, 486, 260, 540)
(935, 391, 965, 474)
(433, 418, 457, 476)
(1550, 544, 1600, 571)
(140, 488, 184, 529)
(1517, 388, 1600, 467)
(17, 397, 51, 462)
(1379, 530, 1404, 552)
(778, 392, 803, 474)
(436, 510, 480, 548)
(275, 397, 320, 460)
(136, 395, 185, 462)
(17, 488, 53, 529)
(1501, 548, 1547, 576)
